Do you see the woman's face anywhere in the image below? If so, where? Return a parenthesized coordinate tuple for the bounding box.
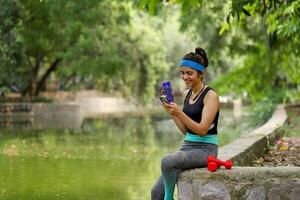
(180, 67, 202, 88)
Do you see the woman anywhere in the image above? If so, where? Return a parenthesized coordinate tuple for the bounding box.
(151, 47, 220, 200)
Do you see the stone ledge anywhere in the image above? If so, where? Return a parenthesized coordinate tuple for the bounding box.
(178, 104, 297, 199)
(218, 104, 287, 165)
(179, 167, 300, 181)
(178, 167, 300, 200)
(0, 103, 82, 129)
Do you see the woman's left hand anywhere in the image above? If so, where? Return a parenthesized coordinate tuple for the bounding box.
(164, 102, 182, 117)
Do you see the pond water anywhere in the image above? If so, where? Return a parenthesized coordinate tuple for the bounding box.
(0, 107, 253, 200)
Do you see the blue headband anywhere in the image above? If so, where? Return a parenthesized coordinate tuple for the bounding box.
(179, 59, 206, 71)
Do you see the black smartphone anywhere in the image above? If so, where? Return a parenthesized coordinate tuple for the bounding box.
(158, 95, 169, 104)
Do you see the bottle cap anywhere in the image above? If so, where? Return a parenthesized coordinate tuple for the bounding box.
(162, 81, 171, 87)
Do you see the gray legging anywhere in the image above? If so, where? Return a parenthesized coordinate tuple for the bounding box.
(151, 140, 218, 200)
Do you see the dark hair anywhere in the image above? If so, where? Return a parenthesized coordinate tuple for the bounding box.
(183, 47, 209, 68)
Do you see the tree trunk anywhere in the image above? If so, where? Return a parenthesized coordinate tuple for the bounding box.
(138, 57, 148, 97)
(35, 58, 62, 96)
(21, 58, 41, 97)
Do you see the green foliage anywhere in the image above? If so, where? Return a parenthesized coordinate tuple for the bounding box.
(138, 0, 203, 14)
(225, 0, 300, 39)
(139, 0, 300, 104)
(68, 5, 170, 104)
(276, 3, 299, 36)
(284, 106, 300, 137)
(16, 0, 134, 95)
(176, 0, 240, 81)
(174, 0, 300, 103)
(0, 0, 171, 103)
(2, 0, 299, 104)
(248, 97, 277, 127)
(0, 0, 23, 88)
(211, 43, 299, 103)
(97, 13, 169, 103)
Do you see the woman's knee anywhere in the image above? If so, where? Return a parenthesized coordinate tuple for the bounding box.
(161, 155, 175, 171)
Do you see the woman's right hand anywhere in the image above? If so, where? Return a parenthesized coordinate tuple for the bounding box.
(163, 102, 182, 117)
(161, 102, 171, 114)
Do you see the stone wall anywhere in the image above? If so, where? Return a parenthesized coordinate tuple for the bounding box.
(75, 96, 136, 117)
(0, 103, 82, 129)
(0, 103, 33, 114)
(178, 105, 300, 199)
(0, 95, 138, 129)
(178, 167, 300, 200)
(32, 103, 82, 129)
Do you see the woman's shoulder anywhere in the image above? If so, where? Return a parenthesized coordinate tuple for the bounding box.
(203, 87, 220, 110)
(205, 87, 220, 101)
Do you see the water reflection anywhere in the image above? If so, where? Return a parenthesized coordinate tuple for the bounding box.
(0, 116, 183, 200)
(0, 108, 253, 199)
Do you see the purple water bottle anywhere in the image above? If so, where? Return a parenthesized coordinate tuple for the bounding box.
(162, 81, 174, 103)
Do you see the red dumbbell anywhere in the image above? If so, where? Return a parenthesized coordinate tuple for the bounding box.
(207, 155, 233, 170)
(207, 155, 219, 172)
(207, 156, 233, 172)
(207, 161, 218, 172)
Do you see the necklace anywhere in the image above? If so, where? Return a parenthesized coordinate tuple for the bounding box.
(192, 83, 205, 101)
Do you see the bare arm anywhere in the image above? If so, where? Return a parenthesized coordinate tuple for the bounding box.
(165, 90, 220, 136)
(162, 90, 189, 135)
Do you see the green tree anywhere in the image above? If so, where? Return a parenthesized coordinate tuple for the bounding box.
(0, 0, 22, 91)
(215, 0, 300, 102)
(139, 0, 300, 102)
(16, 0, 133, 96)
(58, 4, 170, 103)
(0, 0, 170, 103)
